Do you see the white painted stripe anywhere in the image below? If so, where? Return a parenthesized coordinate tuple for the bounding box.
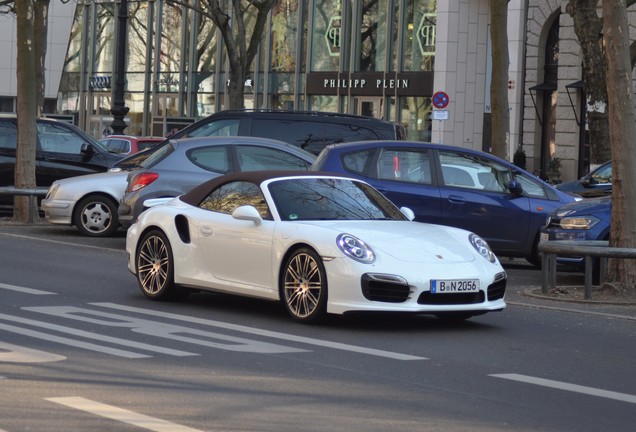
(0, 232, 124, 253)
(0, 282, 55, 295)
(46, 397, 205, 432)
(0, 322, 148, 358)
(0, 341, 66, 363)
(491, 373, 636, 404)
(95, 302, 428, 361)
(0, 313, 197, 357)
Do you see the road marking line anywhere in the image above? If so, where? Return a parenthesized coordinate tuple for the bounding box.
(0, 313, 197, 358)
(0, 322, 148, 359)
(0, 232, 124, 253)
(46, 397, 205, 432)
(0, 341, 66, 363)
(490, 373, 636, 404)
(94, 302, 428, 361)
(0, 282, 55, 295)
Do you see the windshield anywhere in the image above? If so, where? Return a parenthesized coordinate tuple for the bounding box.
(268, 178, 406, 221)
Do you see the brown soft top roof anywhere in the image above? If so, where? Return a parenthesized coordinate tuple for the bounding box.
(179, 170, 348, 207)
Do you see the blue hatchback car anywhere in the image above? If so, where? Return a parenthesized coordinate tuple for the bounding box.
(311, 140, 577, 265)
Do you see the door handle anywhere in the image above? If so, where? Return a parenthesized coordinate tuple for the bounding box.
(200, 226, 213, 236)
(447, 195, 466, 204)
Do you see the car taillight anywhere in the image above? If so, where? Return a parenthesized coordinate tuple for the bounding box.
(128, 172, 159, 192)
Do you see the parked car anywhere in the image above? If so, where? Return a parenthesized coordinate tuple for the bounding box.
(41, 148, 159, 236)
(126, 171, 507, 323)
(99, 135, 165, 155)
(118, 136, 316, 228)
(540, 196, 611, 273)
(0, 115, 123, 209)
(556, 160, 612, 198)
(311, 140, 578, 265)
(166, 109, 406, 155)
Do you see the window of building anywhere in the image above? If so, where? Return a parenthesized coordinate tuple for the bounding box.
(401, 0, 436, 72)
(359, 0, 388, 72)
(310, 0, 343, 71)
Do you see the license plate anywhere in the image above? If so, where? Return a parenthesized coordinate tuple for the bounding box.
(430, 279, 480, 293)
(540, 232, 549, 242)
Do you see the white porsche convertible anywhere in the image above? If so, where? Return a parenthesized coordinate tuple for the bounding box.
(126, 171, 507, 323)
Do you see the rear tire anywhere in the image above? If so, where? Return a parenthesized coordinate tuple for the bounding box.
(136, 229, 187, 300)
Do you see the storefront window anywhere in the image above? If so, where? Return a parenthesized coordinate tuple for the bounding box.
(400, 96, 432, 141)
(359, 0, 388, 72)
(127, 2, 153, 73)
(402, 0, 436, 72)
(271, 0, 300, 72)
(311, 0, 342, 71)
(93, 3, 116, 73)
(159, 4, 183, 76)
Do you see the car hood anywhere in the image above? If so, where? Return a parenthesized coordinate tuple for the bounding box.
(553, 195, 611, 217)
(299, 220, 477, 263)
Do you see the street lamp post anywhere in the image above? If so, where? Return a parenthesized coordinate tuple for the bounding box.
(110, 0, 129, 135)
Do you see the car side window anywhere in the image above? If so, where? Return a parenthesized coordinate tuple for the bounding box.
(0, 122, 17, 150)
(200, 181, 271, 219)
(103, 139, 130, 154)
(342, 150, 373, 174)
(185, 119, 240, 138)
(513, 172, 548, 198)
(438, 150, 511, 192)
(376, 148, 432, 184)
(187, 146, 230, 173)
(236, 146, 310, 171)
(591, 163, 612, 184)
(37, 123, 89, 154)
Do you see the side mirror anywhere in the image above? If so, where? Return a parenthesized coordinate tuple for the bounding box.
(80, 143, 94, 160)
(232, 205, 263, 226)
(508, 180, 523, 196)
(400, 206, 415, 221)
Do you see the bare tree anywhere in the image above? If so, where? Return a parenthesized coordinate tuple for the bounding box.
(602, 0, 636, 296)
(199, 0, 275, 109)
(489, 0, 510, 159)
(566, 0, 611, 165)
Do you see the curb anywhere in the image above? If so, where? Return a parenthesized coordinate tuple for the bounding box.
(520, 288, 636, 306)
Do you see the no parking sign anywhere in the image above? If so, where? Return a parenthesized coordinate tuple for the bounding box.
(433, 91, 449, 109)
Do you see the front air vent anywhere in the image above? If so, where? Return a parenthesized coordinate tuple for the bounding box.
(174, 214, 190, 243)
(361, 273, 411, 303)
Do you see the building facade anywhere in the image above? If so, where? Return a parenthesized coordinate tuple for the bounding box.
(2, 0, 623, 183)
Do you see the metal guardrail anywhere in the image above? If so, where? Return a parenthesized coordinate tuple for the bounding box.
(538, 240, 636, 299)
(0, 186, 49, 224)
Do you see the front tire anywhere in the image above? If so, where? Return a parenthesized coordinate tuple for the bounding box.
(281, 248, 328, 323)
(136, 230, 183, 300)
(74, 195, 119, 237)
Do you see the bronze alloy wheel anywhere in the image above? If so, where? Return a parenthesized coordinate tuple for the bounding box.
(282, 248, 327, 323)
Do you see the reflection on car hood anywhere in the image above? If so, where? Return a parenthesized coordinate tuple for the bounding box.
(301, 220, 476, 263)
(553, 195, 611, 217)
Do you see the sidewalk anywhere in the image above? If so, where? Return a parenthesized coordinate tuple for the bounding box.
(500, 257, 636, 321)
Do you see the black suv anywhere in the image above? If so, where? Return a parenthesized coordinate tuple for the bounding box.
(0, 115, 122, 205)
(170, 110, 406, 155)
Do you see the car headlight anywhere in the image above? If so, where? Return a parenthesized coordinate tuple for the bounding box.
(559, 216, 600, 230)
(337, 234, 375, 263)
(469, 233, 496, 263)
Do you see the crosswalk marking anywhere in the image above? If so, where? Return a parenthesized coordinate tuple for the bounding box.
(46, 397, 206, 432)
(491, 373, 636, 404)
(95, 302, 428, 361)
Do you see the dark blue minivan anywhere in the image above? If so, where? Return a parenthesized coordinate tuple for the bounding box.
(312, 140, 578, 265)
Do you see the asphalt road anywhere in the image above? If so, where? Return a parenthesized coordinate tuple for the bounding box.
(0, 223, 635, 432)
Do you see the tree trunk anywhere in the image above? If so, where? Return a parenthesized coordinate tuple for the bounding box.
(489, 0, 510, 160)
(34, 0, 50, 116)
(203, 0, 274, 110)
(566, 0, 611, 165)
(602, 0, 636, 295)
(14, 0, 39, 223)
